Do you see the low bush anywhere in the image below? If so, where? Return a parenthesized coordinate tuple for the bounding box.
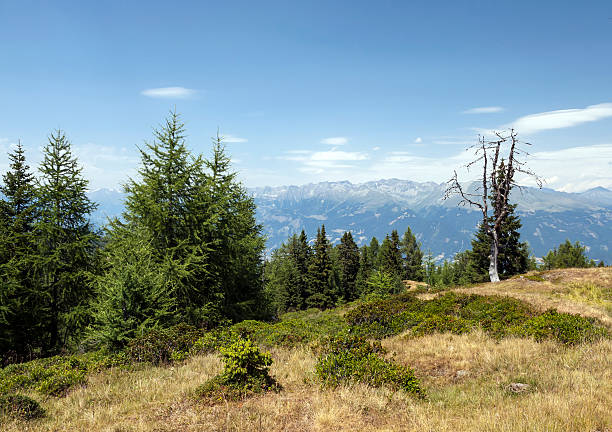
(195, 338, 280, 403)
(230, 309, 346, 348)
(0, 351, 128, 397)
(125, 323, 205, 365)
(511, 309, 608, 345)
(345, 292, 607, 345)
(0, 394, 45, 421)
(314, 334, 423, 397)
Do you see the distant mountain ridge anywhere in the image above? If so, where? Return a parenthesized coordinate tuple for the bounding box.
(88, 180, 612, 263)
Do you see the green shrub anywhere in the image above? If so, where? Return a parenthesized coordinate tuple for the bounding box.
(0, 394, 45, 420)
(0, 351, 128, 396)
(125, 323, 204, 365)
(410, 315, 473, 336)
(344, 291, 607, 346)
(230, 310, 346, 348)
(511, 309, 608, 345)
(195, 338, 280, 403)
(314, 334, 423, 397)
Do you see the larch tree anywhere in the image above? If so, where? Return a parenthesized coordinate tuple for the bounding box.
(33, 130, 99, 352)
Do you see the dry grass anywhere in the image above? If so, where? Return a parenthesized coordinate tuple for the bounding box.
(3, 268, 611, 431)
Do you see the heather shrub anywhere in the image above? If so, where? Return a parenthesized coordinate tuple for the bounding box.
(314, 334, 423, 397)
(125, 323, 204, 365)
(0, 351, 127, 397)
(0, 394, 45, 420)
(511, 309, 608, 345)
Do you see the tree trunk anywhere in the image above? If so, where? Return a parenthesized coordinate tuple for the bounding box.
(488, 230, 500, 282)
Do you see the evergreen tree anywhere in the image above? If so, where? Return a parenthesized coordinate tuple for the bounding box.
(336, 231, 360, 301)
(121, 112, 211, 322)
(363, 270, 404, 297)
(0, 143, 41, 360)
(400, 226, 424, 281)
(306, 225, 337, 309)
(368, 237, 380, 270)
(355, 245, 372, 297)
(378, 230, 403, 278)
(264, 240, 301, 314)
(32, 130, 98, 353)
(96, 113, 265, 342)
(88, 227, 175, 350)
(202, 133, 266, 321)
(467, 161, 530, 281)
(542, 240, 594, 269)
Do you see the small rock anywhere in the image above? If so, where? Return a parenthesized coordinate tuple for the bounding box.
(455, 370, 469, 379)
(507, 382, 530, 393)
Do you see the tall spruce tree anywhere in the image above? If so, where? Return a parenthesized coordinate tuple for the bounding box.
(368, 237, 380, 270)
(0, 143, 41, 360)
(32, 130, 98, 353)
(336, 231, 360, 301)
(306, 225, 337, 309)
(202, 134, 266, 321)
(265, 238, 302, 313)
(400, 226, 424, 281)
(378, 230, 403, 278)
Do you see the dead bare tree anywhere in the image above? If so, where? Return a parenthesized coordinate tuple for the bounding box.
(445, 129, 541, 282)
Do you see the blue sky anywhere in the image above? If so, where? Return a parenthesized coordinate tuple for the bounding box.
(1, 0, 611, 192)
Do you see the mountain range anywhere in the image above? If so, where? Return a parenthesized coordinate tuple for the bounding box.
(89, 180, 612, 263)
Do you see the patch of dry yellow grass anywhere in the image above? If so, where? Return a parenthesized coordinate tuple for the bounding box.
(3, 268, 611, 431)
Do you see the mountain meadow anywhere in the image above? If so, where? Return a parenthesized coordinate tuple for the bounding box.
(1, 114, 611, 431)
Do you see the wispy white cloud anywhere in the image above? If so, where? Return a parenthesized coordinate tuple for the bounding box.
(321, 136, 348, 145)
(372, 146, 381, 151)
(311, 150, 367, 161)
(278, 148, 369, 175)
(414, 137, 422, 144)
(510, 103, 612, 134)
(222, 134, 248, 143)
(141, 86, 197, 99)
(463, 106, 504, 114)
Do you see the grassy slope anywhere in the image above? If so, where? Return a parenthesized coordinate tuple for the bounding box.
(4, 268, 612, 432)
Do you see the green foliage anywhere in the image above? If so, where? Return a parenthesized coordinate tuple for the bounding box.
(363, 270, 405, 298)
(0, 394, 45, 420)
(306, 225, 339, 309)
(401, 226, 424, 281)
(124, 323, 205, 365)
(231, 309, 346, 348)
(0, 143, 42, 362)
(542, 240, 596, 270)
(510, 309, 608, 345)
(314, 334, 423, 396)
(264, 231, 311, 314)
(31, 130, 99, 353)
(0, 351, 127, 396)
(195, 338, 279, 403)
(88, 227, 176, 350)
(378, 230, 403, 278)
(336, 231, 360, 302)
(345, 291, 606, 345)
